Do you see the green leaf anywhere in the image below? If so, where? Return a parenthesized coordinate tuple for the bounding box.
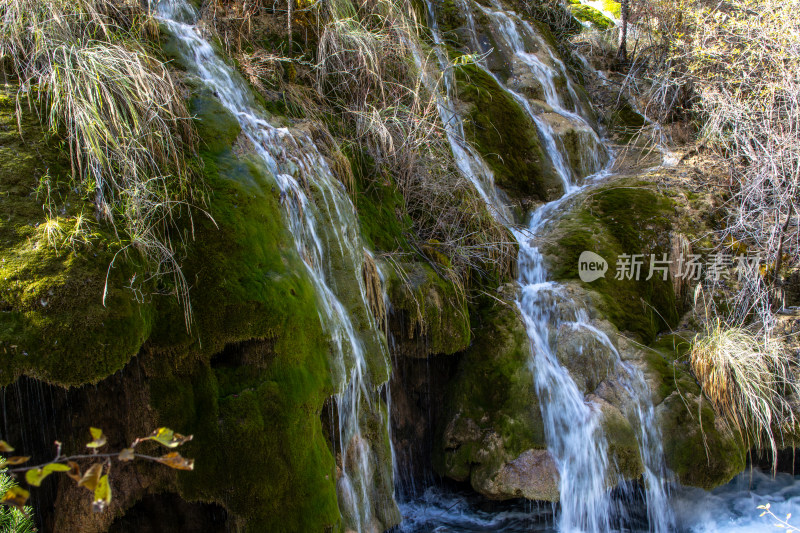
(0, 441, 14, 453)
(25, 462, 71, 486)
(92, 475, 111, 512)
(145, 428, 193, 449)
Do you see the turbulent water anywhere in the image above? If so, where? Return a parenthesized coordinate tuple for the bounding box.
(155, 2, 394, 530)
(399, 469, 800, 532)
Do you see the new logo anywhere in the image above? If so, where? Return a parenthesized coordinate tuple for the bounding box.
(578, 251, 608, 282)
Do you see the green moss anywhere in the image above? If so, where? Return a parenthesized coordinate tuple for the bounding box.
(437, 0, 468, 35)
(600, 0, 622, 18)
(387, 261, 470, 356)
(641, 335, 747, 489)
(601, 406, 643, 480)
(570, 4, 614, 30)
(347, 147, 411, 252)
(455, 63, 562, 202)
(609, 100, 647, 142)
(436, 293, 546, 480)
(141, 92, 344, 531)
(545, 181, 679, 342)
(0, 86, 153, 386)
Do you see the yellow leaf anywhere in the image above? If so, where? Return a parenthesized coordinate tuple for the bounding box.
(92, 475, 111, 512)
(77, 464, 103, 492)
(86, 428, 107, 449)
(155, 452, 194, 471)
(0, 441, 14, 453)
(25, 462, 71, 487)
(1, 486, 29, 511)
(145, 428, 193, 449)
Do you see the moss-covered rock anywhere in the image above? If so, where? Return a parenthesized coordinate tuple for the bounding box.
(642, 336, 747, 489)
(435, 289, 557, 500)
(570, 4, 614, 30)
(0, 86, 153, 386)
(542, 180, 680, 342)
(387, 261, 470, 358)
(455, 63, 563, 203)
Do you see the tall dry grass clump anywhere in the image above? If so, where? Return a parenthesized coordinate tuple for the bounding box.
(0, 0, 200, 326)
(317, 0, 515, 289)
(690, 319, 800, 470)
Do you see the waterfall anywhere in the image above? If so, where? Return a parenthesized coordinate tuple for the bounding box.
(415, 0, 676, 530)
(153, 2, 395, 530)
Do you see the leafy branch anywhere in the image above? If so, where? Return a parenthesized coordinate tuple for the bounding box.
(0, 427, 194, 514)
(759, 503, 796, 532)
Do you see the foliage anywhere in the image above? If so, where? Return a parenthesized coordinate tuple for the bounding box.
(0, 474, 34, 533)
(690, 319, 800, 471)
(201, 0, 515, 293)
(0, 427, 194, 515)
(629, 0, 800, 333)
(0, 0, 201, 328)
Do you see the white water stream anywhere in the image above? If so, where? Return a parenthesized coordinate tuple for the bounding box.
(410, 0, 676, 531)
(154, 2, 393, 530)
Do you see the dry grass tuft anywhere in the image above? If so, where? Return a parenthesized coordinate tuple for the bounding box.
(690, 320, 800, 469)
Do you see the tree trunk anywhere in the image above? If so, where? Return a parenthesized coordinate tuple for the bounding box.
(617, 0, 629, 62)
(287, 0, 294, 58)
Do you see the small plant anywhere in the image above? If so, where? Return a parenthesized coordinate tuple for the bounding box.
(0, 474, 34, 533)
(758, 502, 796, 532)
(690, 319, 800, 470)
(0, 427, 194, 515)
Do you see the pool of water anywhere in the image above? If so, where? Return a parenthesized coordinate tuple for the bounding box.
(397, 469, 800, 532)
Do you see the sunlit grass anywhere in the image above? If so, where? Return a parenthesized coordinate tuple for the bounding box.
(691, 320, 800, 469)
(0, 0, 200, 327)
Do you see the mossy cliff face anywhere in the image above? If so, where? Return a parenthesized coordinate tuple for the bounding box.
(0, 78, 399, 530)
(538, 179, 746, 489)
(434, 288, 559, 501)
(0, 87, 153, 386)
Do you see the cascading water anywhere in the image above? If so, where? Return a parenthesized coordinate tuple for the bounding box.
(153, 2, 395, 529)
(404, 0, 676, 530)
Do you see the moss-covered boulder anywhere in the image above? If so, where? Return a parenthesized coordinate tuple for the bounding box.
(0, 86, 155, 386)
(542, 180, 681, 342)
(434, 289, 559, 500)
(644, 336, 747, 489)
(387, 261, 471, 358)
(455, 63, 563, 203)
(539, 178, 747, 490)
